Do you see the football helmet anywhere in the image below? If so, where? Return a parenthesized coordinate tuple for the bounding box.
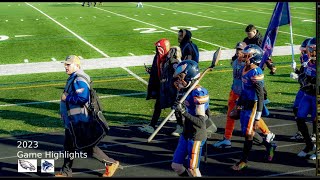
(299, 38, 312, 54)
(306, 37, 316, 61)
(173, 60, 200, 90)
(242, 44, 263, 64)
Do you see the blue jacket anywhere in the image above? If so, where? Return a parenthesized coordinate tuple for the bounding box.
(60, 69, 91, 129)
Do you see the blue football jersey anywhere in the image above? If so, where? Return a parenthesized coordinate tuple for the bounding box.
(231, 59, 245, 95)
(184, 85, 209, 116)
(305, 61, 316, 78)
(241, 65, 264, 101)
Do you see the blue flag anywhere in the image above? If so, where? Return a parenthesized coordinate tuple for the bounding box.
(259, 2, 291, 68)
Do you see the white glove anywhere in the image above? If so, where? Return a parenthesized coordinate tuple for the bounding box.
(291, 61, 296, 70)
(290, 72, 298, 80)
(302, 61, 308, 67)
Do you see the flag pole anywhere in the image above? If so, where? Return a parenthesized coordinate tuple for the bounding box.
(288, 3, 295, 64)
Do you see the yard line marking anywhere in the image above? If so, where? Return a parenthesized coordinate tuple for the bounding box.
(24, 59, 29, 63)
(303, 19, 316, 23)
(51, 58, 56, 61)
(199, 48, 208, 51)
(268, 123, 296, 128)
(122, 67, 148, 85)
(14, 35, 33, 38)
(252, 2, 316, 11)
(26, 3, 148, 87)
(128, 53, 135, 56)
(192, 2, 314, 22)
(0, 76, 148, 91)
(25, 2, 110, 58)
(78, 56, 84, 59)
(144, 3, 310, 38)
(94, 7, 229, 49)
(0, 92, 146, 107)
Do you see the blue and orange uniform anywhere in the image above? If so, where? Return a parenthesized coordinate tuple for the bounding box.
(219, 56, 271, 143)
(172, 85, 209, 177)
(239, 64, 265, 136)
(232, 62, 275, 170)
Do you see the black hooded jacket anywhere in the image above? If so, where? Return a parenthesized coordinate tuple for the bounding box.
(243, 30, 263, 47)
(179, 29, 199, 63)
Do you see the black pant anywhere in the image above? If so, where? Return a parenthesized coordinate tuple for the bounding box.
(60, 129, 115, 176)
(149, 97, 183, 128)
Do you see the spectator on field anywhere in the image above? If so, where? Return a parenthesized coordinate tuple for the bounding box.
(55, 55, 119, 177)
(178, 29, 199, 63)
(243, 24, 277, 75)
(138, 39, 184, 136)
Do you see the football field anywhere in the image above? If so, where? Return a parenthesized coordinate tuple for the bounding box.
(0, 2, 315, 64)
(0, 2, 318, 177)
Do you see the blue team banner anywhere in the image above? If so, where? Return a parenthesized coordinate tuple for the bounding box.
(260, 2, 291, 68)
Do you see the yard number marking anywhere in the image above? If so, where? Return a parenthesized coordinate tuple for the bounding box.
(134, 26, 211, 34)
(0, 35, 9, 41)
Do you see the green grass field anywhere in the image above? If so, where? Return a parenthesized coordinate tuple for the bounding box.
(0, 2, 315, 64)
(0, 2, 316, 137)
(0, 55, 302, 137)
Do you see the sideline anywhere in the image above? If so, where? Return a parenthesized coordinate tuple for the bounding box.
(0, 46, 299, 76)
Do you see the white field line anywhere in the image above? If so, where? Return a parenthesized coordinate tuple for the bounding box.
(199, 48, 208, 51)
(25, 2, 110, 58)
(0, 45, 300, 76)
(26, 2, 147, 86)
(264, 168, 315, 177)
(303, 19, 316, 23)
(192, 2, 314, 22)
(94, 6, 229, 50)
(144, 3, 310, 38)
(121, 67, 148, 85)
(14, 35, 33, 38)
(0, 92, 146, 107)
(252, 2, 316, 11)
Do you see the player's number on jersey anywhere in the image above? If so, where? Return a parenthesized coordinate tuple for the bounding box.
(0, 35, 9, 41)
